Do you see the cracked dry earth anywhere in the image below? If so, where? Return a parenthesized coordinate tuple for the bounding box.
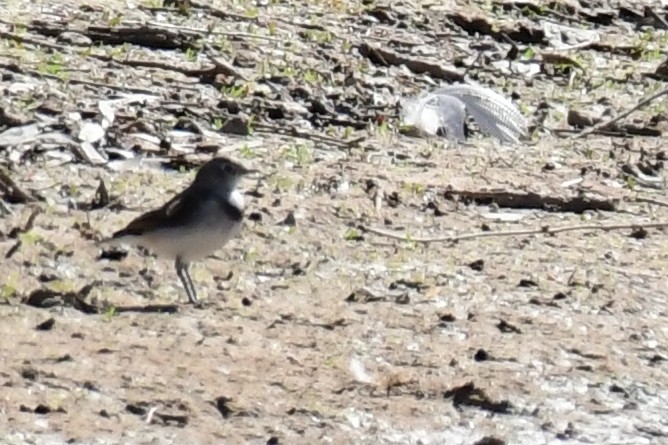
(2, 0, 668, 444)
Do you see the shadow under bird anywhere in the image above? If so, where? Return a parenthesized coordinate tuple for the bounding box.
(102, 156, 257, 306)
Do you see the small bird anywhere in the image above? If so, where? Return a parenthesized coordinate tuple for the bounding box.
(103, 156, 257, 305)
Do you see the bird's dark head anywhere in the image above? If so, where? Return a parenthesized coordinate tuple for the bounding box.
(195, 157, 257, 189)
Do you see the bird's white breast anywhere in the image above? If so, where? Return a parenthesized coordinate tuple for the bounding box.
(228, 189, 245, 212)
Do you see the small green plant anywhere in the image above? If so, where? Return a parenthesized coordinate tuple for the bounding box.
(13, 24, 26, 35)
(521, 6, 537, 19)
(0, 283, 17, 300)
(302, 69, 322, 84)
(108, 14, 123, 27)
(323, 355, 339, 368)
(522, 46, 535, 59)
(2, 272, 19, 298)
(377, 120, 389, 136)
(242, 247, 258, 262)
(582, 147, 594, 160)
(19, 231, 41, 245)
(641, 48, 662, 61)
(49, 280, 77, 293)
(652, 102, 665, 114)
(404, 233, 418, 250)
(109, 43, 130, 59)
(7, 39, 23, 50)
(37, 51, 65, 76)
(212, 117, 223, 130)
(344, 228, 360, 240)
(245, 6, 259, 18)
(402, 182, 425, 195)
(282, 144, 312, 166)
(185, 47, 198, 62)
(625, 176, 636, 190)
(269, 175, 294, 191)
(239, 144, 257, 159)
(103, 306, 117, 321)
(307, 30, 332, 44)
(216, 36, 232, 53)
(221, 84, 249, 98)
(177, 1, 190, 14)
(67, 183, 80, 198)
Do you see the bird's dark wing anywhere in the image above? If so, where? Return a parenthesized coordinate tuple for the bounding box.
(112, 187, 199, 238)
(112, 207, 165, 238)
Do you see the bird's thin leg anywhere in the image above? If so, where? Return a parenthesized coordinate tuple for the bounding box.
(175, 257, 199, 305)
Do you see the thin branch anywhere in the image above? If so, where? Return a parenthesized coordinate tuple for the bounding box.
(0, 167, 37, 203)
(0, 30, 201, 93)
(187, 1, 259, 24)
(362, 221, 668, 244)
(123, 20, 283, 42)
(462, 47, 484, 80)
(255, 123, 366, 148)
(0, 29, 65, 51)
(573, 86, 668, 139)
(0, 59, 159, 95)
(202, 43, 247, 80)
(631, 196, 668, 208)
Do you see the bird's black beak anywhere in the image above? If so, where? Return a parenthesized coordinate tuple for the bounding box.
(241, 166, 263, 178)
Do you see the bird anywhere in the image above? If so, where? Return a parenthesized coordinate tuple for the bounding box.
(102, 156, 257, 306)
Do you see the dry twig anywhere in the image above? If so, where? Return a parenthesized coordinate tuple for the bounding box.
(573, 86, 668, 139)
(125, 20, 282, 42)
(0, 167, 36, 204)
(0, 60, 157, 95)
(631, 196, 668, 208)
(202, 43, 247, 80)
(362, 221, 668, 244)
(255, 123, 366, 148)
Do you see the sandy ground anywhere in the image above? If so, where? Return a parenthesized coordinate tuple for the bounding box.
(1, 0, 668, 444)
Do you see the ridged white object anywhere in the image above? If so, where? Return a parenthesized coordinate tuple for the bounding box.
(401, 83, 528, 144)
